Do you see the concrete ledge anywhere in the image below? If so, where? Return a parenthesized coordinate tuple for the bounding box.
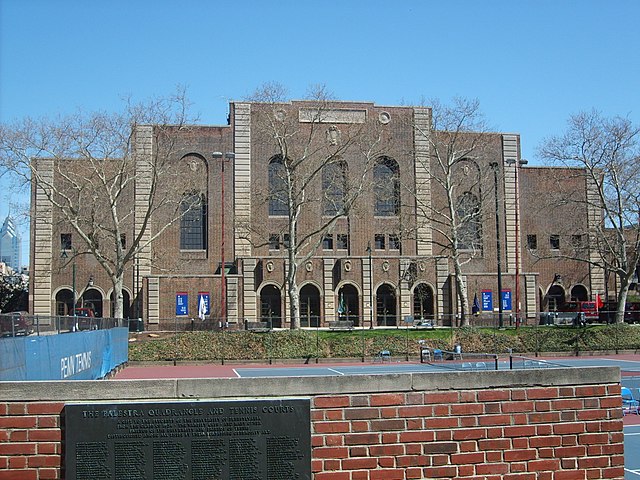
(0, 367, 620, 402)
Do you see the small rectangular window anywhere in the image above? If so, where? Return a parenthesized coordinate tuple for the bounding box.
(389, 234, 401, 250)
(322, 234, 334, 250)
(269, 234, 280, 250)
(527, 234, 537, 250)
(550, 235, 560, 250)
(120, 234, 127, 249)
(61, 233, 72, 251)
(375, 234, 385, 250)
(283, 234, 290, 249)
(336, 234, 349, 250)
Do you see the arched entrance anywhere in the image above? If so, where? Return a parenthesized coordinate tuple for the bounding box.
(570, 285, 589, 302)
(376, 283, 397, 326)
(55, 289, 74, 316)
(337, 284, 360, 326)
(546, 285, 566, 312)
(300, 284, 321, 327)
(80, 288, 103, 317)
(413, 283, 434, 321)
(260, 285, 282, 328)
(110, 290, 132, 318)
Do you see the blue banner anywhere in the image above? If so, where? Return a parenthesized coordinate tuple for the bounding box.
(0, 328, 128, 381)
(502, 290, 512, 311)
(176, 292, 188, 316)
(481, 290, 493, 311)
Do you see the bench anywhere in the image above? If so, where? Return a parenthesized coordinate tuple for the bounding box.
(246, 321, 271, 332)
(328, 320, 354, 331)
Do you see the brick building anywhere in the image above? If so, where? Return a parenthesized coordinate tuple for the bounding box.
(29, 100, 607, 328)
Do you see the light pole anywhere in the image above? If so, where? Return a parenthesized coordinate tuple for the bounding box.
(506, 158, 528, 328)
(490, 162, 504, 329)
(212, 151, 235, 327)
(366, 241, 374, 329)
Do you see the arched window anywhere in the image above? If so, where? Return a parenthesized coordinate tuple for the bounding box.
(337, 284, 360, 327)
(456, 191, 482, 250)
(376, 284, 397, 326)
(268, 156, 289, 216)
(180, 192, 207, 250)
(413, 283, 434, 321)
(374, 157, 399, 216)
(322, 161, 347, 216)
(260, 285, 282, 328)
(300, 284, 321, 327)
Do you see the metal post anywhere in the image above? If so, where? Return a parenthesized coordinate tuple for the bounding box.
(367, 241, 374, 329)
(212, 151, 235, 327)
(490, 162, 504, 329)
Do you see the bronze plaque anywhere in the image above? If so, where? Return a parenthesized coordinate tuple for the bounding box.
(65, 399, 311, 480)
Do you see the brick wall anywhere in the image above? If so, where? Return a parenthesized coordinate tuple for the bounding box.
(0, 367, 624, 479)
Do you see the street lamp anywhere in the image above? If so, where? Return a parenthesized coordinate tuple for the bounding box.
(505, 158, 528, 328)
(489, 162, 504, 329)
(212, 151, 235, 327)
(366, 241, 374, 329)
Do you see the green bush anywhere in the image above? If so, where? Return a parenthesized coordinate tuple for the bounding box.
(128, 324, 640, 362)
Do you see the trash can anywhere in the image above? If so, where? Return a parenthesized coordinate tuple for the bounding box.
(129, 318, 144, 332)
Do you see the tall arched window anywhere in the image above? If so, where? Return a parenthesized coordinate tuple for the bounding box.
(456, 191, 482, 250)
(322, 161, 347, 216)
(374, 157, 399, 216)
(268, 156, 289, 216)
(180, 192, 207, 250)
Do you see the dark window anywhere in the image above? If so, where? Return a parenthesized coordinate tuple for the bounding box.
(180, 192, 207, 250)
(269, 234, 280, 250)
(550, 235, 560, 250)
(374, 157, 399, 216)
(389, 234, 401, 251)
(283, 234, 290, 249)
(322, 234, 334, 250)
(268, 156, 289, 216)
(60, 233, 72, 251)
(120, 234, 126, 249)
(375, 234, 385, 250)
(322, 161, 347, 216)
(336, 234, 349, 250)
(456, 192, 482, 250)
(527, 234, 537, 250)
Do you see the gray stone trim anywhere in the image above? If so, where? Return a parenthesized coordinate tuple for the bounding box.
(413, 107, 432, 256)
(525, 274, 538, 318)
(502, 135, 519, 274)
(147, 276, 160, 324)
(0, 367, 619, 402)
(362, 257, 373, 326)
(243, 258, 257, 321)
(323, 259, 336, 322)
(436, 257, 449, 320)
(399, 258, 412, 320)
(585, 175, 605, 296)
(32, 159, 54, 315)
(227, 277, 239, 324)
(233, 103, 252, 258)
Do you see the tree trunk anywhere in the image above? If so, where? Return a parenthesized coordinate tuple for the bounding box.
(112, 274, 125, 320)
(615, 276, 631, 324)
(453, 259, 470, 327)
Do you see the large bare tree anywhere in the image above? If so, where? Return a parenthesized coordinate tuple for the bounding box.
(539, 110, 640, 324)
(410, 98, 494, 326)
(246, 83, 386, 329)
(0, 89, 199, 319)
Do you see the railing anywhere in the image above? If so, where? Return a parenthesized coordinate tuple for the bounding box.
(0, 314, 127, 338)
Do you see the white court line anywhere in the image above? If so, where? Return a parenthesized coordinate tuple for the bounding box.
(327, 368, 345, 375)
(232, 369, 241, 377)
(625, 468, 640, 477)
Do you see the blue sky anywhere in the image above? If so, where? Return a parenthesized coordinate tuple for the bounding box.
(1, 0, 639, 266)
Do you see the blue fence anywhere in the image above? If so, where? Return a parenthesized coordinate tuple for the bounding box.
(0, 327, 128, 381)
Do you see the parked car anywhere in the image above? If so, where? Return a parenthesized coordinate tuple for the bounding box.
(0, 311, 32, 337)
